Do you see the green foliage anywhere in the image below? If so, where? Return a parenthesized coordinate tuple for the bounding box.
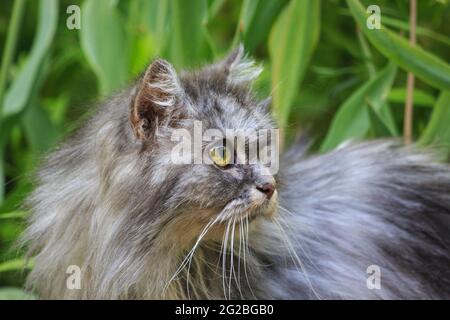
(234, 0, 289, 52)
(169, 0, 213, 67)
(0, 258, 33, 273)
(0, 287, 36, 300)
(419, 91, 450, 156)
(80, 0, 129, 96)
(321, 63, 397, 152)
(2, 0, 58, 118)
(269, 0, 320, 128)
(348, 0, 450, 90)
(0, 0, 449, 295)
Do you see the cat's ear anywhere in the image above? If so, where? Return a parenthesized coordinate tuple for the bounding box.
(219, 44, 263, 85)
(130, 59, 183, 139)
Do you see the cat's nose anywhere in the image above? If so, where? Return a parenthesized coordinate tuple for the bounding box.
(256, 183, 275, 200)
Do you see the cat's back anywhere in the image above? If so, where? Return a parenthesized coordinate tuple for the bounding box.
(271, 140, 450, 299)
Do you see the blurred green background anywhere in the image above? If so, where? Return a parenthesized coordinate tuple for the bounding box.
(0, 0, 449, 298)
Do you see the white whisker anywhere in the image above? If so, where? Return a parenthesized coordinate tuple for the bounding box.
(222, 218, 232, 299)
(243, 214, 256, 299)
(272, 217, 321, 299)
(165, 212, 224, 294)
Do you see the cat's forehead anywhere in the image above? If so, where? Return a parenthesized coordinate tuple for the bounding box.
(180, 72, 272, 132)
(208, 95, 267, 131)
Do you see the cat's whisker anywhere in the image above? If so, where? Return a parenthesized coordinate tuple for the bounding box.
(236, 219, 244, 299)
(165, 212, 223, 294)
(243, 214, 256, 299)
(278, 205, 321, 242)
(215, 221, 227, 275)
(228, 216, 238, 299)
(222, 218, 233, 300)
(276, 208, 320, 272)
(193, 252, 210, 298)
(272, 217, 322, 300)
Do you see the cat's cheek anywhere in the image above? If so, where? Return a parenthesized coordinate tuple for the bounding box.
(158, 208, 219, 246)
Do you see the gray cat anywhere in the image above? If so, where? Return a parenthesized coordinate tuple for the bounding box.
(22, 46, 450, 299)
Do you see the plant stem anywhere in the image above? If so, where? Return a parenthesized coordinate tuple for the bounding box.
(403, 0, 416, 145)
(0, 0, 26, 116)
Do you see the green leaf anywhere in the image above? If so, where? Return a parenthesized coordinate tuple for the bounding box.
(169, 0, 211, 68)
(323, 24, 361, 59)
(0, 258, 33, 273)
(0, 120, 13, 204)
(338, 9, 450, 47)
(130, 34, 156, 76)
(388, 88, 436, 107)
(347, 0, 450, 90)
(2, 0, 58, 118)
(382, 16, 450, 47)
(0, 0, 26, 119)
(205, 0, 227, 24)
(233, 0, 258, 48)
(0, 288, 36, 300)
(0, 176, 32, 213)
(419, 91, 450, 154)
(0, 210, 27, 220)
(269, 0, 321, 128)
(80, 0, 129, 96)
(367, 101, 395, 138)
(234, 0, 289, 52)
(321, 64, 397, 152)
(356, 28, 376, 78)
(131, 0, 169, 57)
(22, 101, 58, 153)
(0, 142, 4, 204)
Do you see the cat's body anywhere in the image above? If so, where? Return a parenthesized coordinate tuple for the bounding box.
(23, 47, 450, 299)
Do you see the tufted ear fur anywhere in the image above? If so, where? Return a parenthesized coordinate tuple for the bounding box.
(130, 59, 183, 139)
(219, 45, 263, 85)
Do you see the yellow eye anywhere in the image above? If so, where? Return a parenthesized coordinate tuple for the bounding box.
(209, 146, 231, 167)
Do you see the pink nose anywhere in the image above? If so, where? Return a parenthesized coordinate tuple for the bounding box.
(256, 183, 275, 200)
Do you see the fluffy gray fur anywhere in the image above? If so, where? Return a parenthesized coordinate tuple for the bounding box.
(22, 46, 450, 299)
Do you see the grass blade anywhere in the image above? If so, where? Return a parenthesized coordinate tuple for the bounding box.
(80, 0, 129, 96)
(367, 101, 396, 137)
(0, 210, 27, 220)
(388, 88, 436, 107)
(170, 0, 211, 68)
(419, 91, 450, 155)
(0, 0, 26, 117)
(269, 0, 321, 128)
(0, 258, 33, 273)
(234, 0, 289, 52)
(2, 0, 58, 118)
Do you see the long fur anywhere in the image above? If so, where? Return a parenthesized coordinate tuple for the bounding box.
(22, 48, 450, 299)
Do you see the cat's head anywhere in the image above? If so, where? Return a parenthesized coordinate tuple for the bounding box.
(126, 46, 279, 245)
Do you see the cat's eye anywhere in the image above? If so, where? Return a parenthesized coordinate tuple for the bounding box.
(209, 146, 232, 168)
